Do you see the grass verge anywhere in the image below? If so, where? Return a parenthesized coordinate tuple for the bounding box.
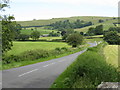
(51, 43, 120, 88)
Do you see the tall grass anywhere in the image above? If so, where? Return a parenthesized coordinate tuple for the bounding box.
(51, 43, 120, 88)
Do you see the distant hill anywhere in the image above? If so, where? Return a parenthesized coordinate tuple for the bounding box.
(17, 16, 117, 27)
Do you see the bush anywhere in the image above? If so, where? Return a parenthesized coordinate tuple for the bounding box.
(61, 47, 68, 51)
(103, 31, 120, 45)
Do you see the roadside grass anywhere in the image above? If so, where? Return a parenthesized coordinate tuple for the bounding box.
(104, 45, 118, 67)
(2, 45, 88, 70)
(51, 43, 119, 88)
(5, 41, 70, 56)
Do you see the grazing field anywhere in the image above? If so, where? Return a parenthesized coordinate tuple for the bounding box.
(104, 45, 118, 67)
(91, 35, 103, 38)
(115, 24, 120, 27)
(74, 19, 117, 33)
(6, 41, 71, 56)
(39, 37, 62, 40)
(17, 16, 116, 26)
(20, 28, 57, 35)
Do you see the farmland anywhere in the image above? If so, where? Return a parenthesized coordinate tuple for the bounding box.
(74, 19, 117, 33)
(20, 28, 58, 35)
(104, 45, 118, 67)
(5, 41, 71, 56)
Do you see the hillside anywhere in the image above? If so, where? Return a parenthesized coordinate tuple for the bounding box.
(74, 19, 117, 33)
(17, 16, 117, 27)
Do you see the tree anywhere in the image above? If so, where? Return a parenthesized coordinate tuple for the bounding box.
(49, 32, 60, 37)
(18, 34, 29, 41)
(80, 32, 84, 35)
(95, 25, 103, 35)
(1, 0, 17, 53)
(87, 27, 95, 36)
(62, 34, 68, 41)
(66, 33, 83, 47)
(31, 31, 40, 40)
(98, 19, 104, 23)
(103, 31, 120, 45)
(61, 31, 66, 36)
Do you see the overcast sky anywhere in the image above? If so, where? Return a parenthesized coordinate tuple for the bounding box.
(3, 0, 119, 21)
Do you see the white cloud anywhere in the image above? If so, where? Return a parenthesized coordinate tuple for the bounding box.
(12, 0, 119, 7)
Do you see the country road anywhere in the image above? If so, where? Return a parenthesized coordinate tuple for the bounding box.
(2, 42, 97, 88)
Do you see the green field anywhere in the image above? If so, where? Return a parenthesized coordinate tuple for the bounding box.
(6, 41, 71, 56)
(39, 37, 62, 40)
(91, 35, 103, 38)
(74, 19, 117, 33)
(104, 45, 118, 67)
(21, 28, 57, 35)
(115, 24, 120, 27)
(17, 16, 116, 26)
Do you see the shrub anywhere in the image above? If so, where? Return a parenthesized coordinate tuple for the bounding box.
(61, 47, 68, 51)
(55, 47, 61, 52)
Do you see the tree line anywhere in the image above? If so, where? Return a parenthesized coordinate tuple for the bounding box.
(48, 19, 92, 30)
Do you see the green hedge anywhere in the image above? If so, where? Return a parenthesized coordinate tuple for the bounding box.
(51, 43, 120, 88)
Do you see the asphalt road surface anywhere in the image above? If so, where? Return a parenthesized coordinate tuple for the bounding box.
(2, 42, 97, 88)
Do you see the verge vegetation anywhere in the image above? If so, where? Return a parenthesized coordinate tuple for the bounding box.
(51, 43, 120, 88)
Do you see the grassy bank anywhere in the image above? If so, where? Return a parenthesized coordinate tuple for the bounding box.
(51, 43, 119, 88)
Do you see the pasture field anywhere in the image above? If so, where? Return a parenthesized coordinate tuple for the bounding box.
(91, 35, 103, 38)
(20, 28, 57, 35)
(74, 19, 117, 33)
(104, 45, 118, 67)
(39, 37, 62, 40)
(17, 16, 116, 26)
(85, 38, 103, 42)
(115, 24, 120, 27)
(5, 41, 71, 56)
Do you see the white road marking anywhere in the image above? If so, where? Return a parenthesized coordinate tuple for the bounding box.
(43, 62, 56, 67)
(51, 62, 55, 65)
(18, 69, 38, 77)
(43, 64, 49, 67)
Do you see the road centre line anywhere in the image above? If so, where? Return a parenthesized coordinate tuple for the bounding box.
(18, 69, 38, 77)
(43, 62, 56, 67)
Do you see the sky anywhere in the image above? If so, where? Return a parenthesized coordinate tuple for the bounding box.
(2, 0, 119, 21)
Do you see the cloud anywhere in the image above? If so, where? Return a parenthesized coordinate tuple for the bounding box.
(12, 0, 118, 8)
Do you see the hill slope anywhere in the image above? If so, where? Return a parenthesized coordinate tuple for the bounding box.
(17, 16, 117, 27)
